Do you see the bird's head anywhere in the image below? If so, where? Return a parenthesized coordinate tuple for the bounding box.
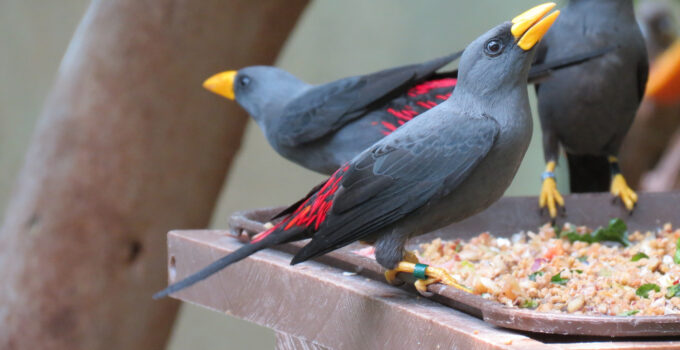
(455, 3, 559, 98)
(203, 66, 307, 126)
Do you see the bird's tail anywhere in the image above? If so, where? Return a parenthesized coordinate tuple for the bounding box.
(566, 153, 611, 193)
(153, 225, 305, 299)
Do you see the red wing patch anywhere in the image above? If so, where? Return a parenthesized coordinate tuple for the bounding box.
(251, 165, 349, 244)
(377, 78, 457, 135)
(406, 78, 458, 97)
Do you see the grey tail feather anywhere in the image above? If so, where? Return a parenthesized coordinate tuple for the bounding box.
(153, 227, 302, 299)
(528, 46, 615, 83)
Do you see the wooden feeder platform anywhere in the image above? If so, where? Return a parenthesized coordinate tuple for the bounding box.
(166, 193, 680, 349)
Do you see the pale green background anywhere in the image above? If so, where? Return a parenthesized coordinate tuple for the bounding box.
(1, 1, 582, 348)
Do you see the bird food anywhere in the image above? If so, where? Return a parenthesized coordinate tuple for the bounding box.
(417, 220, 680, 316)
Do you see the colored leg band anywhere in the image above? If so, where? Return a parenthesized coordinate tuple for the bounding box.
(541, 171, 556, 181)
(413, 263, 428, 280)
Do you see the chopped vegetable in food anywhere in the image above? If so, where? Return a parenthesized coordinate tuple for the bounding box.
(520, 299, 539, 309)
(559, 218, 630, 246)
(636, 284, 661, 298)
(666, 283, 680, 299)
(618, 310, 639, 316)
(551, 271, 569, 285)
(528, 271, 544, 281)
(631, 252, 649, 261)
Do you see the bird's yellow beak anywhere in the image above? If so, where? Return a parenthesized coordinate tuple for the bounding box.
(203, 70, 237, 100)
(511, 3, 560, 51)
(646, 40, 680, 105)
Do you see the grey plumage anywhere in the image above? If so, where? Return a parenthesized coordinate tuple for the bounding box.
(154, 14, 552, 298)
(291, 20, 537, 267)
(536, 0, 648, 210)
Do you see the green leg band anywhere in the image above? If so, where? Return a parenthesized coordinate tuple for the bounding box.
(413, 263, 428, 280)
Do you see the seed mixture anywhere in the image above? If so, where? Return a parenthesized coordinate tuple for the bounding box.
(417, 220, 680, 316)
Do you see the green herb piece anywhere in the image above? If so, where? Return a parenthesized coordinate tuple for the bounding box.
(618, 310, 639, 316)
(577, 256, 588, 263)
(455, 243, 463, 253)
(553, 225, 562, 236)
(551, 271, 569, 285)
(631, 252, 649, 262)
(528, 271, 544, 281)
(572, 269, 583, 274)
(460, 260, 474, 269)
(560, 218, 630, 246)
(666, 284, 680, 299)
(636, 283, 661, 298)
(674, 237, 680, 264)
(599, 269, 612, 277)
(520, 299, 539, 309)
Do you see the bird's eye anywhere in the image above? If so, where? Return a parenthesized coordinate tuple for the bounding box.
(238, 76, 251, 87)
(484, 39, 504, 57)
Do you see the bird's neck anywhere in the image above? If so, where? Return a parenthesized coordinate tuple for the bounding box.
(254, 84, 311, 133)
(449, 83, 531, 129)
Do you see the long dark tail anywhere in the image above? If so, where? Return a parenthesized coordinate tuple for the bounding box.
(153, 226, 303, 299)
(566, 153, 610, 193)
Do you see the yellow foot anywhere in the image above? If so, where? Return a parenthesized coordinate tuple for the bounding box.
(539, 176, 564, 219)
(610, 173, 637, 211)
(384, 261, 472, 296)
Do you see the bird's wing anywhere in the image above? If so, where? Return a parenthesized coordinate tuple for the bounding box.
(276, 51, 463, 147)
(528, 46, 615, 84)
(372, 75, 459, 135)
(291, 114, 500, 264)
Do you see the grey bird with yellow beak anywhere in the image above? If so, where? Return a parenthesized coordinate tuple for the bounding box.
(203, 12, 608, 175)
(155, 4, 559, 299)
(535, 0, 648, 219)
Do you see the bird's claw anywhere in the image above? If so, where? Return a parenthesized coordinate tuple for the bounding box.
(610, 174, 637, 212)
(384, 262, 471, 296)
(384, 269, 405, 286)
(539, 177, 565, 219)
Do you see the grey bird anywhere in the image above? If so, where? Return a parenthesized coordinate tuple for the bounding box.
(204, 30, 609, 176)
(154, 3, 559, 299)
(535, 0, 648, 218)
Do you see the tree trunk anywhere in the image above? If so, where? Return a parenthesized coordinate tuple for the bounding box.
(0, 0, 307, 348)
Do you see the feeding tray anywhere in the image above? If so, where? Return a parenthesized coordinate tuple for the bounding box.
(229, 192, 680, 337)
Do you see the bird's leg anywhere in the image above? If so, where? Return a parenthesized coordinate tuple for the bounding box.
(384, 250, 418, 286)
(384, 258, 471, 296)
(538, 160, 564, 220)
(609, 156, 637, 212)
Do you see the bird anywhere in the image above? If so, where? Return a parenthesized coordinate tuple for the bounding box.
(534, 0, 648, 219)
(203, 31, 609, 176)
(154, 3, 559, 299)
